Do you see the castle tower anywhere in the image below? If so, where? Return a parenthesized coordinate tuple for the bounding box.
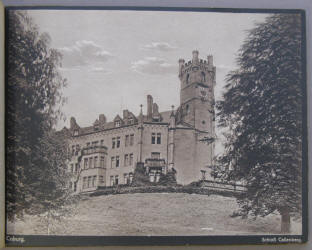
(178, 50, 216, 133)
(173, 51, 216, 184)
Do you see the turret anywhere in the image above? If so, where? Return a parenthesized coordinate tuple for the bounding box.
(178, 50, 216, 132)
(192, 50, 199, 64)
(147, 95, 153, 120)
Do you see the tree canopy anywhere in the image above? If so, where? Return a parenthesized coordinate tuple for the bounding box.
(216, 14, 303, 233)
(6, 10, 68, 220)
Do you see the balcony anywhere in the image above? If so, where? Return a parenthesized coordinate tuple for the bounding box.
(82, 145, 107, 156)
(145, 158, 166, 168)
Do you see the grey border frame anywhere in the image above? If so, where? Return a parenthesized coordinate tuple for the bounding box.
(2, 3, 309, 248)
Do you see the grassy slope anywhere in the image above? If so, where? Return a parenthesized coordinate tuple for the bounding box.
(7, 193, 301, 236)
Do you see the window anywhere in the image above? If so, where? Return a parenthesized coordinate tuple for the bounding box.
(70, 164, 74, 173)
(72, 145, 75, 155)
(69, 181, 72, 189)
(130, 134, 134, 146)
(100, 156, 105, 168)
(75, 163, 78, 173)
(83, 177, 87, 189)
(128, 118, 134, 125)
(186, 104, 190, 114)
(99, 176, 104, 183)
(88, 176, 92, 188)
(112, 138, 116, 149)
(87, 142, 90, 147)
(125, 135, 129, 147)
(111, 157, 115, 168)
(89, 157, 93, 168)
(92, 176, 97, 187)
(84, 158, 88, 169)
(116, 156, 120, 168)
(74, 130, 79, 136)
(151, 133, 156, 144)
(124, 173, 129, 185)
(201, 71, 206, 82)
(75, 144, 79, 155)
(157, 133, 161, 144)
(186, 73, 190, 84)
(124, 154, 129, 166)
(115, 175, 119, 185)
(151, 152, 160, 159)
(110, 176, 114, 186)
(94, 156, 98, 168)
(115, 120, 121, 127)
(74, 182, 77, 192)
(129, 153, 133, 166)
(100, 139, 104, 146)
(116, 137, 120, 148)
(92, 141, 98, 147)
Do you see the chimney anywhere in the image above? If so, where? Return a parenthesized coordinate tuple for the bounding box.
(152, 103, 159, 116)
(70, 117, 77, 130)
(123, 109, 129, 119)
(207, 55, 213, 66)
(99, 114, 106, 124)
(147, 95, 153, 119)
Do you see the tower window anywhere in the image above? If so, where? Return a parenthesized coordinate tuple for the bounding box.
(186, 104, 190, 114)
(201, 72, 206, 82)
(186, 74, 190, 84)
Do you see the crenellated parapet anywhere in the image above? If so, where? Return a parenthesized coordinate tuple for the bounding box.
(178, 51, 216, 86)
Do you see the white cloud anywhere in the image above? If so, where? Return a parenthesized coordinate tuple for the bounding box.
(58, 40, 113, 70)
(131, 57, 177, 75)
(142, 42, 177, 51)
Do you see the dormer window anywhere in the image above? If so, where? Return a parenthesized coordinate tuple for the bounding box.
(128, 118, 134, 125)
(115, 120, 121, 127)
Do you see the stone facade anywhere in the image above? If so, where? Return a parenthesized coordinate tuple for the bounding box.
(64, 51, 216, 193)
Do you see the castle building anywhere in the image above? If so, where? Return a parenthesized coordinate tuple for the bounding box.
(64, 51, 216, 193)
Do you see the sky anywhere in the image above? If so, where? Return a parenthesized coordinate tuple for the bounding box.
(28, 10, 268, 153)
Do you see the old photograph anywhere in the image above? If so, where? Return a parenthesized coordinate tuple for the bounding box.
(5, 7, 307, 246)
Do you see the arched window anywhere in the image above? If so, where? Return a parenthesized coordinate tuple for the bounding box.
(201, 72, 206, 82)
(186, 74, 190, 84)
(186, 104, 190, 114)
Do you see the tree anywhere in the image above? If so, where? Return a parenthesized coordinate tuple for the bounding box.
(216, 14, 303, 233)
(6, 10, 68, 220)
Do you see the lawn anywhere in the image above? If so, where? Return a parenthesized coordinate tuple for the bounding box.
(7, 193, 301, 236)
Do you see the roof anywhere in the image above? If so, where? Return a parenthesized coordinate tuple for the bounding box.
(73, 109, 173, 137)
